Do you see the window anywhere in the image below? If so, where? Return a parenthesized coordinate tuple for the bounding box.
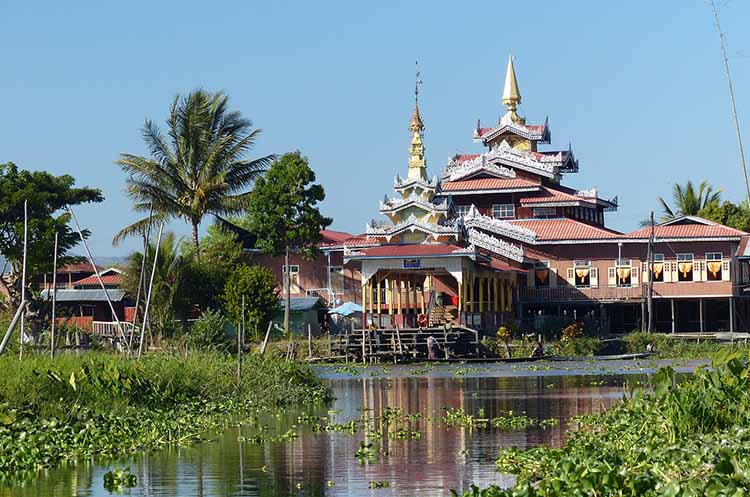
(329, 266, 344, 293)
(652, 253, 664, 282)
(532, 207, 556, 218)
(616, 259, 632, 287)
(574, 260, 591, 287)
(455, 205, 471, 217)
(492, 203, 515, 219)
(706, 252, 723, 281)
(534, 262, 550, 287)
(676, 254, 694, 282)
(283, 264, 301, 292)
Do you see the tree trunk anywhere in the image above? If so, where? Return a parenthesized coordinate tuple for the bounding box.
(191, 220, 200, 260)
(284, 244, 290, 335)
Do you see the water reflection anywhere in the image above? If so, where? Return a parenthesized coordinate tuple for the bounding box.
(4, 361, 700, 497)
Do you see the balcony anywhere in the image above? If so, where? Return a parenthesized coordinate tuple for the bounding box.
(520, 285, 645, 303)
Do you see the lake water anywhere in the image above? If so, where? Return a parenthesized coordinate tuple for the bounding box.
(5, 359, 705, 497)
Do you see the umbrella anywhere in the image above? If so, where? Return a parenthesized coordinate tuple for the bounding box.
(328, 302, 363, 317)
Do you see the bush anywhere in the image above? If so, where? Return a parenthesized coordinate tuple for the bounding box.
(187, 309, 229, 349)
(554, 337, 602, 357)
(222, 265, 279, 340)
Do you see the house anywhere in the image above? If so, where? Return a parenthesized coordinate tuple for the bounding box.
(249, 56, 749, 334)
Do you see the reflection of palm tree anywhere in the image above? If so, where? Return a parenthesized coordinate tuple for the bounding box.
(658, 181, 720, 221)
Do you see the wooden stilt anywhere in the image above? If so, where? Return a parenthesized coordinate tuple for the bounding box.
(479, 275, 485, 312)
(468, 272, 474, 313)
(376, 278, 382, 326)
(388, 278, 394, 316)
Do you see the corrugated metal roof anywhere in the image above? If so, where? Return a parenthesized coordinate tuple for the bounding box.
(508, 218, 620, 241)
(626, 222, 745, 239)
(441, 178, 540, 192)
(39, 289, 126, 302)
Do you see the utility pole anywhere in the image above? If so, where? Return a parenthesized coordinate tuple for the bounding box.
(19, 200, 28, 359)
(51, 232, 59, 358)
(708, 0, 750, 208)
(647, 211, 655, 333)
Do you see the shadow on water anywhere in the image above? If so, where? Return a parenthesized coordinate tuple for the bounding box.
(3, 360, 704, 497)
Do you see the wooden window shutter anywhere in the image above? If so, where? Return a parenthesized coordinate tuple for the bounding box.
(693, 261, 703, 282)
(566, 268, 575, 285)
(663, 262, 672, 283)
(631, 267, 639, 287)
(607, 267, 616, 287)
(590, 267, 599, 288)
(722, 260, 731, 281)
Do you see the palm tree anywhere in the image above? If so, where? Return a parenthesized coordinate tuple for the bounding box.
(114, 89, 274, 254)
(658, 180, 721, 222)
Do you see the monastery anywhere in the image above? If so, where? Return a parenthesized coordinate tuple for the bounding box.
(256, 56, 750, 335)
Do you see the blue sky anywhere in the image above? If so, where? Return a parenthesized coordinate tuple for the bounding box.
(2, 1, 749, 256)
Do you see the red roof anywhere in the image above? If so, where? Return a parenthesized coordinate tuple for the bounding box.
(72, 272, 123, 287)
(58, 263, 101, 273)
(483, 257, 527, 273)
(441, 177, 540, 192)
(625, 222, 745, 239)
(520, 187, 581, 205)
(359, 244, 469, 258)
(453, 153, 480, 162)
(508, 218, 621, 241)
(320, 229, 354, 244)
(738, 235, 750, 257)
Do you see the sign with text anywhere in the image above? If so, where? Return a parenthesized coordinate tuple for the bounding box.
(402, 258, 421, 269)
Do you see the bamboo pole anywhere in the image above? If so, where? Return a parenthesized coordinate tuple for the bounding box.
(307, 323, 312, 358)
(396, 277, 402, 315)
(50, 232, 59, 358)
(238, 295, 244, 383)
(138, 222, 164, 357)
(0, 301, 27, 356)
(376, 278, 381, 326)
(67, 206, 130, 351)
(260, 321, 273, 355)
(20, 200, 27, 358)
(129, 207, 154, 350)
(388, 278, 394, 315)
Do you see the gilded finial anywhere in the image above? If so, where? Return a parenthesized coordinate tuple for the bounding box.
(501, 54, 524, 124)
(408, 61, 427, 181)
(410, 61, 424, 132)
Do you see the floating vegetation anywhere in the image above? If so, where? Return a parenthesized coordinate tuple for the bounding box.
(333, 365, 366, 376)
(368, 480, 391, 488)
(456, 351, 750, 496)
(103, 468, 137, 492)
(0, 352, 330, 478)
(355, 441, 376, 464)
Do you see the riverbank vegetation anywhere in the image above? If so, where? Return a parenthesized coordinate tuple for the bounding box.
(455, 350, 750, 496)
(624, 331, 750, 359)
(0, 352, 330, 478)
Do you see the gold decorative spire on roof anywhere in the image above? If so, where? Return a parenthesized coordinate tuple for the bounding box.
(408, 61, 428, 181)
(501, 54, 524, 124)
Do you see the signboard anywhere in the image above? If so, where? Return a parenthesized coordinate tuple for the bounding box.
(402, 258, 421, 269)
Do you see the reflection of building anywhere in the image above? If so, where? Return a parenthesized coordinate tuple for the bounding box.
(253, 56, 750, 334)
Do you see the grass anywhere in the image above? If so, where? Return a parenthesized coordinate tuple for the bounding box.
(0, 351, 330, 478)
(453, 349, 750, 496)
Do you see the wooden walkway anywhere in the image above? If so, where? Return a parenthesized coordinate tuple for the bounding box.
(311, 325, 480, 363)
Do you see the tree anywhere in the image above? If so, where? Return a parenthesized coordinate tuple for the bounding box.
(245, 152, 332, 334)
(222, 265, 279, 340)
(0, 162, 103, 307)
(114, 89, 274, 253)
(658, 180, 721, 222)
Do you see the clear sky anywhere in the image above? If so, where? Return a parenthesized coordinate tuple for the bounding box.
(2, 1, 750, 256)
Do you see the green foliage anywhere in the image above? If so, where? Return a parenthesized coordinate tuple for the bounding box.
(698, 199, 750, 231)
(560, 321, 584, 341)
(186, 309, 229, 349)
(624, 331, 750, 359)
(245, 151, 332, 259)
(553, 336, 602, 357)
(114, 89, 274, 249)
(0, 162, 103, 306)
(103, 468, 137, 491)
(459, 352, 750, 497)
(658, 180, 721, 222)
(222, 265, 279, 337)
(0, 351, 330, 477)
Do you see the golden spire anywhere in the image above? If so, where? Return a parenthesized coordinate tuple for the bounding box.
(408, 61, 427, 181)
(501, 54, 524, 124)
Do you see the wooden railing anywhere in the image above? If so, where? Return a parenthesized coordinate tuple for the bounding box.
(520, 285, 646, 302)
(92, 321, 135, 338)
